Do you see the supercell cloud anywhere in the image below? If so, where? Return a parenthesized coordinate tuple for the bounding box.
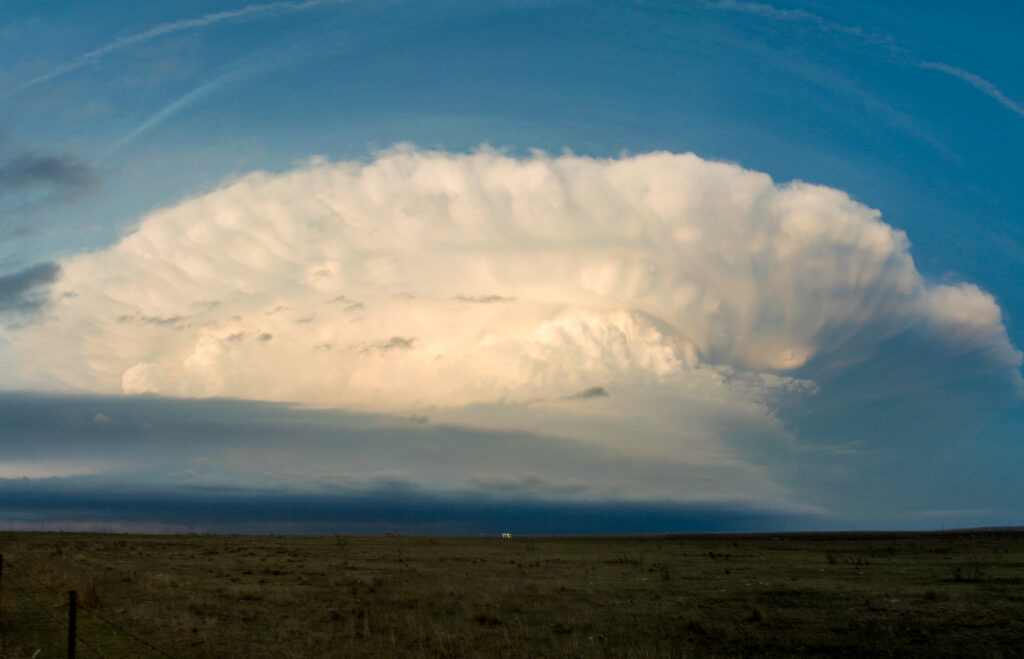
(4, 147, 1016, 411)
(1, 146, 1020, 519)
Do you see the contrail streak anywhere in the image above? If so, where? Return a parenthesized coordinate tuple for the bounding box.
(919, 62, 1024, 120)
(4, 0, 339, 98)
(703, 0, 1024, 121)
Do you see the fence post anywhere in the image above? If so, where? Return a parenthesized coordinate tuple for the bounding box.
(68, 589, 77, 659)
(0, 553, 4, 626)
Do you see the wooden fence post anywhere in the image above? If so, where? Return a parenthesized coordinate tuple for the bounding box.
(67, 589, 77, 659)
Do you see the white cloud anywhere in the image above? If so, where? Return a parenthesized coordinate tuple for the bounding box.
(1, 147, 1018, 498)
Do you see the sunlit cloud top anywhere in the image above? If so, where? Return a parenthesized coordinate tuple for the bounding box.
(3, 148, 1014, 411)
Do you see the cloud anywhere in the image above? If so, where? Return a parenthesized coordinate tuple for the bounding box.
(455, 294, 515, 304)
(568, 386, 609, 400)
(0, 261, 61, 316)
(4, 0, 343, 98)
(919, 62, 1024, 120)
(0, 152, 94, 191)
(0, 148, 1019, 520)
(701, 0, 897, 49)
(4, 147, 1013, 404)
(703, 1, 1024, 121)
(0, 149, 96, 226)
(0, 391, 799, 511)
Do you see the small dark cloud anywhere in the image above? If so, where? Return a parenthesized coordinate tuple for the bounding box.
(345, 302, 365, 313)
(380, 336, 414, 351)
(454, 294, 515, 304)
(225, 332, 246, 342)
(363, 336, 416, 354)
(0, 261, 61, 316)
(258, 333, 273, 342)
(0, 152, 94, 191)
(0, 149, 97, 233)
(568, 386, 610, 400)
(266, 305, 288, 315)
(313, 343, 332, 352)
(117, 313, 185, 328)
(296, 315, 315, 324)
(330, 295, 348, 303)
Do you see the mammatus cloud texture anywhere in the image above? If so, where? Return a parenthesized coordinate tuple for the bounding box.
(4, 147, 1019, 413)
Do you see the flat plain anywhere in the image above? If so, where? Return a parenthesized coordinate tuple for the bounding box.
(1, 530, 1022, 657)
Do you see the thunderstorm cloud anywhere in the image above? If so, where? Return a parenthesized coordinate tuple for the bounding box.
(0, 148, 1018, 501)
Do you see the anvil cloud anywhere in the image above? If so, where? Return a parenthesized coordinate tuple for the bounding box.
(6, 148, 1018, 412)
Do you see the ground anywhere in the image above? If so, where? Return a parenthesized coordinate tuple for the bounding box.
(1, 530, 1023, 657)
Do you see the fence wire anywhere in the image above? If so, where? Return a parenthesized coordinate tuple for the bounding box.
(1, 557, 174, 658)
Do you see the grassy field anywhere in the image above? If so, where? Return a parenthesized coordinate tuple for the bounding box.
(1, 530, 1022, 657)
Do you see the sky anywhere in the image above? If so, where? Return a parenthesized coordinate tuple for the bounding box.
(0, 0, 1022, 534)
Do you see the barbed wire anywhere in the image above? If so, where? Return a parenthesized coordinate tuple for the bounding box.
(76, 600, 176, 658)
(4, 559, 66, 597)
(3, 558, 169, 658)
(3, 573, 64, 627)
(4, 565, 112, 658)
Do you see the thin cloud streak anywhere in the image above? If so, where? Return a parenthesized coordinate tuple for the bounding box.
(98, 25, 339, 162)
(703, 0, 1024, 121)
(701, 0, 898, 50)
(98, 80, 221, 163)
(919, 62, 1024, 120)
(3, 0, 342, 99)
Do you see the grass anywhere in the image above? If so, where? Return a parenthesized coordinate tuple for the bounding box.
(1, 530, 1023, 657)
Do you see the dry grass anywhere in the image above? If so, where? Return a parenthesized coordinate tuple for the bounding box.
(1, 530, 1023, 657)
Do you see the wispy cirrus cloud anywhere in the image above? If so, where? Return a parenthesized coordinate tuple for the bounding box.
(4, 0, 343, 99)
(919, 62, 1024, 120)
(703, 0, 1024, 121)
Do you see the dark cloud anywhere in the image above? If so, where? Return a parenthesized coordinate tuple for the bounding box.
(568, 386, 610, 400)
(0, 146, 98, 235)
(0, 479, 812, 535)
(454, 294, 515, 304)
(258, 332, 273, 342)
(382, 336, 414, 350)
(363, 336, 415, 353)
(117, 313, 185, 328)
(0, 261, 61, 315)
(1, 386, 1019, 533)
(0, 152, 94, 191)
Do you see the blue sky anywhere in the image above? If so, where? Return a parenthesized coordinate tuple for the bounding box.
(0, 0, 1021, 533)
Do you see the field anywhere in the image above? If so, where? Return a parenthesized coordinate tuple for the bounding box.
(1, 530, 1023, 657)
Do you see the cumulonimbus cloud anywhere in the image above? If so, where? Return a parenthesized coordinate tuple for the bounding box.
(3, 147, 1019, 415)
